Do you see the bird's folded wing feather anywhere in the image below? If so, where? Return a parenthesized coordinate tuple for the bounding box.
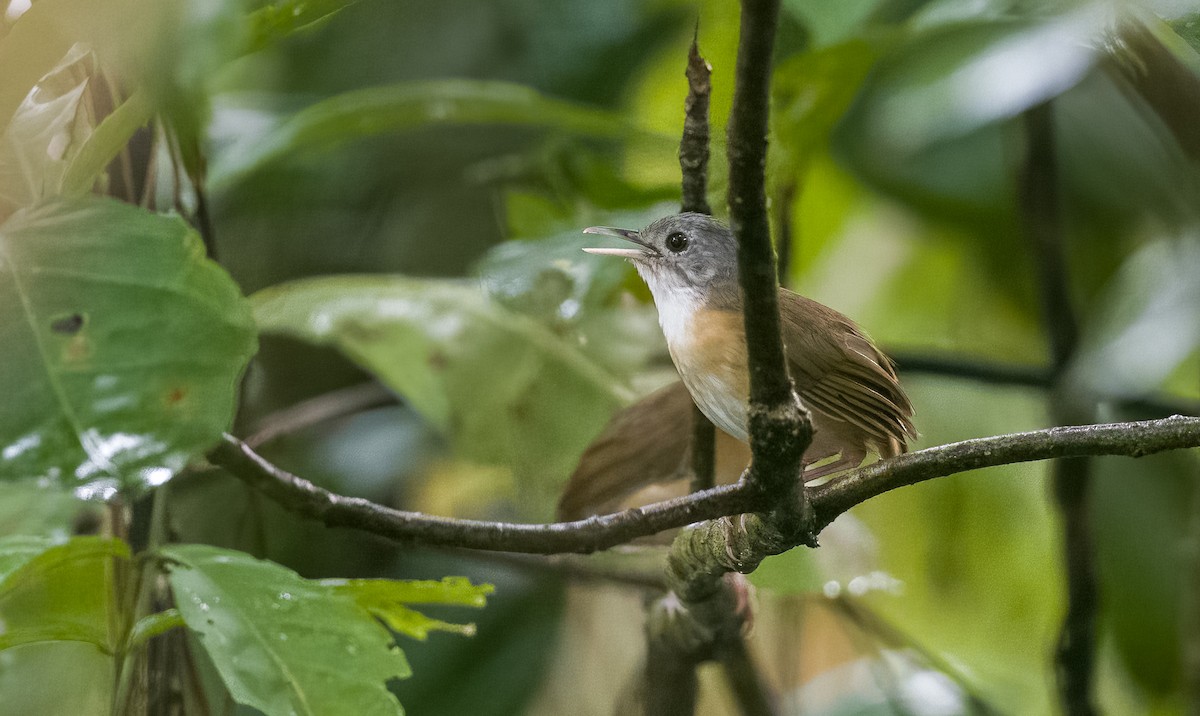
(779, 290, 916, 451)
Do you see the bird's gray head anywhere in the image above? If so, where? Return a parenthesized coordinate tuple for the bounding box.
(582, 213, 740, 309)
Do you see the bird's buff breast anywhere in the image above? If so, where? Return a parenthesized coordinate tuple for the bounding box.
(658, 299, 750, 443)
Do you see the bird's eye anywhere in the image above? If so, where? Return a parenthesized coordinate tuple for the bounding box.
(666, 231, 689, 253)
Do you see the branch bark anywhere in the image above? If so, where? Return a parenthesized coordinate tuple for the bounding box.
(210, 416, 1200, 556)
(680, 32, 713, 217)
(727, 0, 812, 501)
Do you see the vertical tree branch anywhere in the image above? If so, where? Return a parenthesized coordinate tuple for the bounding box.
(717, 631, 779, 716)
(728, 0, 787, 407)
(726, 0, 812, 501)
(1019, 100, 1098, 716)
(643, 638, 701, 716)
(644, 5, 803, 711)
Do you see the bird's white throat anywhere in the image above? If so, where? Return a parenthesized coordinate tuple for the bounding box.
(649, 284, 704, 350)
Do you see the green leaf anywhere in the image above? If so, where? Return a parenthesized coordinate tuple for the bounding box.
(326, 577, 493, 640)
(326, 576, 493, 607)
(60, 88, 154, 197)
(843, 9, 1103, 152)
(832, 9, 1106, 223)
(1068, 238, 1200, 400)
(0, 535, 128, 595)
(782, 0, 880, 47)
(163, 544, 411, 716)
(772, 39, 880, 167)
(0, 535, 128, 653)
(252, 276, 627, 513)
(0, 623, 111, 651)
(128, 607, 185, 650)
(0, 198, 257, 495)
(0, 535, 62, 582)
(0, 481, 88, 537)
(245, 0, 361, 54)
(1094, 450, 1198, 695)
(477, 205, 671, 379)
(211, 80, 649, 188)
(0, 43, 98, 218)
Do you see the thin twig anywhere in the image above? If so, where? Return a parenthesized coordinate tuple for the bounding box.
(244, 382, 397, 448)
(890, 351, 1199, 417)
(1020, 100, 1098, 716)
(679, 30, 719, 493)
(690, 405, 718, 492)
(210, 416, 1200, 556)
(774, 181, 797, 287)
(193, 170, 218, 261)
(680, 29, 713, 217)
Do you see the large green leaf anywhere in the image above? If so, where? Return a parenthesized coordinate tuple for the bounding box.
(211, 80, 652, 188)
(832, 9, 1106, 223)
(252, 276, 627, 513)
(841, 8, 1103, 154)
(0, 535, 128, 653)
(0, 536, 129, 711)
(162, 544, 412, 716)
(0, 198, 257, 495)
(772, 39, 881, 168)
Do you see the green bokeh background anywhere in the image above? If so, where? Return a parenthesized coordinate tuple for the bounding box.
(1, 0, 1198, 713)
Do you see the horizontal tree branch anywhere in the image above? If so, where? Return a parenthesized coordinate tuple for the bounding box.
(209, 415, 1200, 555)
(209, 434, 762, 554)
(807, 415, 1200, 530)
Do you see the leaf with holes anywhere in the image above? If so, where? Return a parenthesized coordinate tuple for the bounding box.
(163, 544, 412, 716)
(0, 43, 98, 219)
(0, 197, 257, 495)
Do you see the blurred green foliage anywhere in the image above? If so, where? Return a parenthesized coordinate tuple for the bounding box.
(0, 0, 1197, 713)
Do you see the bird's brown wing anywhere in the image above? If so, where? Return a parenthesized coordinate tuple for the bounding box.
(778, 289, 916, 459)
(556, 381, 750, 520)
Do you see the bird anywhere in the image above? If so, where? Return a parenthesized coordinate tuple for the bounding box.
(569, 213, 915, 513)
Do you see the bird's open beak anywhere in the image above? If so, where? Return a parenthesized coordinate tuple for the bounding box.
(582, 226, 657, 259)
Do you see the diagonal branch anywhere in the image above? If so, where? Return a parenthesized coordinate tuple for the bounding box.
(210, 416, 1200, 556)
